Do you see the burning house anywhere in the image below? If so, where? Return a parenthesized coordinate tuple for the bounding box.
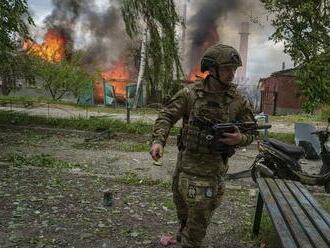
(23, 0, 273, 107)
(95, 55, 137, 104)
(23, 28, 71, 62)
(24, 0, 138, 105)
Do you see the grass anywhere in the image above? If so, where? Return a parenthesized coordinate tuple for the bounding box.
(319, 105, 330, 122)
(114, 171, 171, 188)
(240, 191, 330, 248)
(258, 132, 295, 144)
(0, 110, 180, 135)
(162, 198, 176, 210)
(269, 105, 330, 123)
(241, 194, 330, 248)
(0, 95, 160, 114)
(6, 153, 82, 169)
(1, 95, 329, 122)
(72, 141, 150, 152)
(241, 212, 279, 248)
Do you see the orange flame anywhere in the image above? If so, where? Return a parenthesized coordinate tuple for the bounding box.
(188, 25, 219, 81)
(23, 29, 66, 62)
(188, 64, 209, 81)
(101, 55, 133, 101)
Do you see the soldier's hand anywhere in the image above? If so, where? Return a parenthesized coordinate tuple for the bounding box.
(150, 143, 163, 161)
(218, 126, 242, 146)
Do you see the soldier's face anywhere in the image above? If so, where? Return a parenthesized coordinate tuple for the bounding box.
(217, 66, 237, 83)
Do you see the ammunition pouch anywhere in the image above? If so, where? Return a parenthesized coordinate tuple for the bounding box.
(183, 117, 236, 158)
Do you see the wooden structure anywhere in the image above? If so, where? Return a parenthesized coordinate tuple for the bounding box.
(253, 178, 330, 247)
(259, 69, 302, 115)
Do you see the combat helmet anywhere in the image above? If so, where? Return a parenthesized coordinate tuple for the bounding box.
(201, 44, 242, 72)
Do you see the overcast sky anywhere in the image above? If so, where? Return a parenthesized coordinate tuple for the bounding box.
(27, 0, 294, 84)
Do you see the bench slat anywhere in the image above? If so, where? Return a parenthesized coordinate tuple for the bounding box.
(285, 180, 330, 247)
(294, 181, 330, 227)
(266, 179, 313, 247)
(257, 178, 297, 248)
(275, 179, 327, 248)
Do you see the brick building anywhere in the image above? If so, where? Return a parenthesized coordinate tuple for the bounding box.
(258, 68, 302, 115)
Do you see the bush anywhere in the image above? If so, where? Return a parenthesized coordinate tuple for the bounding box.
(319, 105, 330, 122)
(258, 132, 295, 144)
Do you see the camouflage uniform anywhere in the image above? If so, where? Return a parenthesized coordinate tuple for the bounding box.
(151, 44, 254, 247)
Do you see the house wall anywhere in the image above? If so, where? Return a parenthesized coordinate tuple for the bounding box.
(260, 75, 301, 115)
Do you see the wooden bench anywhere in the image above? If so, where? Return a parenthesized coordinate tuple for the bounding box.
(252, 178, 330, 247)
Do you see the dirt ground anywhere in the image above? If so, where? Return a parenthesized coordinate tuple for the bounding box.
(0, 126, 326, 248)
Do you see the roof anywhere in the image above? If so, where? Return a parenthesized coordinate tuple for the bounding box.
(270, 68, 297, 77)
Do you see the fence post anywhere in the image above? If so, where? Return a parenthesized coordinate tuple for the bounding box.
(47, 102, 50, 118)
(126, 105, 130, 124)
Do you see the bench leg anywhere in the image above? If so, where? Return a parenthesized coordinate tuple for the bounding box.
(252, 192, 264, 238)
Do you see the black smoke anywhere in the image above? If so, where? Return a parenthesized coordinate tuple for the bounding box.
(187, 0, 241, 70)
(44, 0, 128, 70)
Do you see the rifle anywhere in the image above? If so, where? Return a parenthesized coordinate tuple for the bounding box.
(204, 121, 272, 153)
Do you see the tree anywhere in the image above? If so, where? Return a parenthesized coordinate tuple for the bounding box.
(121, 0, 183, 103)
(0, 52, 35, 95)
(0, 0, 34, 95)
(31, 55, 92, 100)
(261, 0, 330, 112)
(296, 51, 330, 113)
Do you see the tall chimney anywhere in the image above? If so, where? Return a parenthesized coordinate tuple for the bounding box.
(237, 22, 249, 82)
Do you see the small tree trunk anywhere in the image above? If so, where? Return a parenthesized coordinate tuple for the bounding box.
(133, 28, 148, 109)
(1, 75, 13, 96)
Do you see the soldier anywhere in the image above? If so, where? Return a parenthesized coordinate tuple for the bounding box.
(150, 43, 254, 247)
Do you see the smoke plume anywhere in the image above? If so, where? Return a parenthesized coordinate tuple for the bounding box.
(185, 0, 269, 75)
(187, 0, 241, 69)
(44, 0, 129, 70)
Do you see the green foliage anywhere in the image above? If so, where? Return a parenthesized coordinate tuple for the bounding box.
(295, 52, 330, 113)
(269, 114, 322, 123)
(115, 171, 166, 186)
(241, 212, 278, 248)
(261, 0, 329, 64)
(0, 95, 52, 105)
(31, 55, 92, 100)
(121, 0, 184, 102)
(7, 153, 81, 169)
(0, 0, 35, 95)
(258, 132, 295, 144)
(0, 111, 154, 134)
(0, 0, 34, 54)
(162, 198, 175, 210)
(0, 52, 35, 95)
(319, 105, 330, 121)
(261, 0, 330, 112)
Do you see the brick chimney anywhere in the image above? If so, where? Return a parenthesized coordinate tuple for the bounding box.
(236, 22, 250, 82)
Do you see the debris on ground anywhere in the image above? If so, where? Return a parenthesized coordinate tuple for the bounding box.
(160, 235, 176, 246)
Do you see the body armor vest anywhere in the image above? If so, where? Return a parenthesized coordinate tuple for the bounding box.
(175, 77, 250, 177)
(181, 82, 238, 155)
